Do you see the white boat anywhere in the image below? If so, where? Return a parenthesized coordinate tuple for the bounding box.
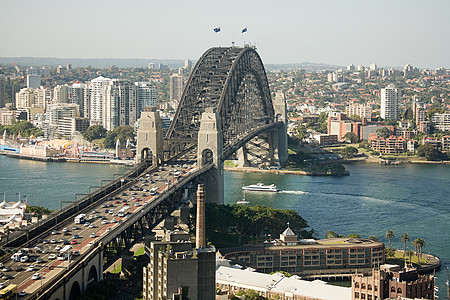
(237, 191, 249, 204)
(242, 183, 278, 192)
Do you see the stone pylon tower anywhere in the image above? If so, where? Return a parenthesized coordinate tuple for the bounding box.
(197, 108, 224, 205)
(136, 107, 163, 165)
(274, 92, 288, 165)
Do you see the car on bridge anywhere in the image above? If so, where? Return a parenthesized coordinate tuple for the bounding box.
(48, 254, 56, 260)
(31, 273, 40, 280)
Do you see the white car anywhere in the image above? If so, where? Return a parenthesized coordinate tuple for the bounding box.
(101, 220, 108, 224)
(87, 242, 93, 247)
(48, 254, 57, 260)
(31, 273, 40, 280)
(26, 265, 35, 272)
(0, 283, 5, 289)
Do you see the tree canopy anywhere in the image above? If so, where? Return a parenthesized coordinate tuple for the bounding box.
(194, 203, 314, 248)
(416, 143, 444, 161)
(103, 125, 135, 149)
(82, 125, 107, 142)
(0, 121, 43, 137)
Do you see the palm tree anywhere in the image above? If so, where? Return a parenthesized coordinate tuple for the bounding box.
(406, 250, 414, 266)
(401, 233, 410, 265)
(385, 230, 394, 248)
(416, 237, 426, 261)
(368, 235, 378, 241)
(412, 238, 420, 257)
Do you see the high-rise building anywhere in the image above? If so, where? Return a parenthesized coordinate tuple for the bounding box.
(35, 87, 52, 110)
(89, 76, 111, 126)
(135, 82, 156, 117)
(169, 74, 186, 110)
(71, 81, 86, 117)
(53, 85, 69, 103)
(347, 64, 355, 72)
(15, 88, 36, 109)
(0, 74, 5, 108)
(346, 103, 372, 119)
(26, 74, 41, 89)
(102, 79, 138, 131)
(381, 84, 399, 120)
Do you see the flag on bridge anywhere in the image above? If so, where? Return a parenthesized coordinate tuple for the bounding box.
(242, 26, 248, 33)
(213, 27, 221, 33)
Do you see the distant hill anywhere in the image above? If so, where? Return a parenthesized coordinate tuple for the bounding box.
(0, 57, 341, 72)
(0, 57, 186, 69)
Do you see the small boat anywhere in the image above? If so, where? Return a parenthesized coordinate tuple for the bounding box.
(237, 191, 249, 205)
(242, 183, 278, 192)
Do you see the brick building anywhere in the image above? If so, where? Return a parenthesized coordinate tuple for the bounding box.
(352, 264, 434, 300)
(368, 134, 407, 154)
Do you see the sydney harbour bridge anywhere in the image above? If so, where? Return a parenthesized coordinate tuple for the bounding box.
(0, 46, 288, 300)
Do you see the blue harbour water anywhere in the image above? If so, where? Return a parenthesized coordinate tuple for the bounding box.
(1, 155, 449, 297)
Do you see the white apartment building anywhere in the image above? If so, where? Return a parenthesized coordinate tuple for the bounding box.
(431, 113, 450, 132)
(53, 85, 70, 103)
(36, 87, 52, 110)
(15, 88, 37, 109)
(380, 84, 399, 120)
(71, 81, 86, 117)
(169, 74, 186, 110)
(89, 76, 111, 125)
(346, 103, 372, 119)
(102, 80, 138, 131)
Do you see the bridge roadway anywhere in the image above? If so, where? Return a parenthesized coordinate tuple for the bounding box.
(0, 149, 206, 298)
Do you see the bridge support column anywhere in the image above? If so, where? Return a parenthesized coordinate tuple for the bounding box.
(197, 108, 224, 205)
(236, 145, 249, 167)
(136, 107, 164, 165)
(274, 92, 288, 165)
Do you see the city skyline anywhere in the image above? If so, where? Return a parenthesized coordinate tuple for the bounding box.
(1, 0, 450, 68)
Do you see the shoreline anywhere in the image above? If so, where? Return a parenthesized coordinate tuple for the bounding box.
(0, 150, 135, 165)
(343, 156, 450, 165)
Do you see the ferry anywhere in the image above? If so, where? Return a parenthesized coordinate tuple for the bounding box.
(242, 183, 279, 192)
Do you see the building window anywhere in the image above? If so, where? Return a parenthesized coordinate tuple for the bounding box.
(361, 283, 366, 289)
(368, 295, 372, 300)
(355, 282, 360, 288)
(361, 293, 366, 299)
(368, 284, 372, 291)
(397, 287, 402, 294)
(355, 292, 359, 298)
(391, 287, 395, 293)
(374, 285, 377, 291)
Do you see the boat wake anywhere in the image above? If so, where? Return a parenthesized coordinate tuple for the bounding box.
(279, 190, 308, 195)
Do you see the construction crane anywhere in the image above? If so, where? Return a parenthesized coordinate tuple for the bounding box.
(12, 60, 20, 73)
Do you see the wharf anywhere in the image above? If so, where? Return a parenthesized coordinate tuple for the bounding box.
(224, 166, 349, 176)
(0, 150, 66, 162)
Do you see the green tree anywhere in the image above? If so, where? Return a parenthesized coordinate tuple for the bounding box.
(385, 230, 394, 248)
(341, 146, 358, 158)
(326, 231, 339, 239)
(376, 127, 391, 138)
(83, 125, 107, 142)
(368, 235, 378, 241)
(385, 119, 397, 126)
(385, 247, 395, 258)
(343, 132, 359, 143)
(346, 233, 360, 238)
(416, 143, 444, 161)
(401, 233, 410, 263)
(103, 125, 135, 149)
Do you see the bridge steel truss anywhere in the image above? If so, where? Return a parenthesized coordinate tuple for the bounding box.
(165, 46, 275, 157)
(101, 164, 213, 268)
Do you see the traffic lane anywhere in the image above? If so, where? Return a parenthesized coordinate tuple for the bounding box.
(5, 160, 196, 288)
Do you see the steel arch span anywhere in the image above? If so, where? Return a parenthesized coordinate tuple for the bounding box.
(166, 46, 274, 151)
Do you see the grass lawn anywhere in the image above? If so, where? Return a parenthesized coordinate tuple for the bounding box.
(224, 160, 239, 168)
(386, 250, 429, 267)
(110, 263, 122, 274)
(134, 246, 145, 257)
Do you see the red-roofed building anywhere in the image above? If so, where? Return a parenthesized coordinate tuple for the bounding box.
(369, 134, 407, 154)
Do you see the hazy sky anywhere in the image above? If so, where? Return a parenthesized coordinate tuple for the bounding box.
(1, 0, 449, 68)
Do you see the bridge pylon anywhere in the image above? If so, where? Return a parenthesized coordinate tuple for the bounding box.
(274, 92, 288, 165)
(136, 107, 164, 165)
(197, 108, 224, 205)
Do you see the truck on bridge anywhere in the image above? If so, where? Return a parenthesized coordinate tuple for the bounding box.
(58, 245, 73, 260)
(74, 213, 86, 224)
